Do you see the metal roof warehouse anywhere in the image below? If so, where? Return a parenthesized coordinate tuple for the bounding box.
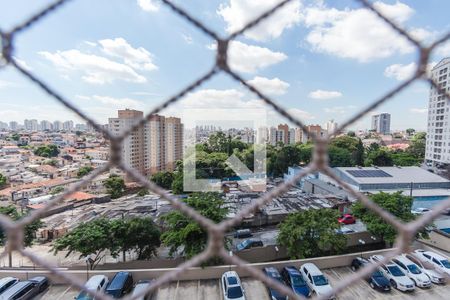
(320, 166, 450, 193)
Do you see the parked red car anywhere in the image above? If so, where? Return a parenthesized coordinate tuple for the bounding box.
(338, 214, 356, 225)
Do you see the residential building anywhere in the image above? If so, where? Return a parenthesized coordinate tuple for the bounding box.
(24, 119, 39, 131)
(40, 120, 53, 131)
(9, 121, 18, 131)
(371, 113, 391, 134)
(63, 120, 74, 132)
(326, 120, 338, 135)
(277, 124, 289, 144)
(53, 120, 63, 131)
(108, 109, 183, 176)
(426, 57, 450, 165)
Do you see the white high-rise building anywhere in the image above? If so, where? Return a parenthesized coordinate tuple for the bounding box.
(371, 113, 391, 134)
(40, 120, 53, 131)
(9, 121, 18, 131)
(53, 121, 63, 131)
(326, 120, 338, 135)
(63, 120, 74, 131)
(24, 119, 39, 131)
(426, 58, 450, 165)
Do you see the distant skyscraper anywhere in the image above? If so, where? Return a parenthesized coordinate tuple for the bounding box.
(63, 120, 74, 131)
(277, 124, 289, 144)
(40, 120, 53, 131)
(326, 120, 338, 135)
(24, 119, 38, 131)
(0, 121, 8, 130)
(53, 120, 63, 131)
(9, 121, 18, 131)
(426, 58, 450, 165)
(109, 109, 183, 176)
(371, 113, 391, 134)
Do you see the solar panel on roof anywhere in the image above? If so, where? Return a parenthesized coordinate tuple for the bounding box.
(346, 170, 393, 178)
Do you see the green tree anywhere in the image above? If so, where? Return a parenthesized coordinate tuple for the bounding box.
(0, 173, 7, 188)
(352, 192, 418, 245)
(50, 186, 64, 195)
(11, 133, 20, 141)
(278, 209, 347, 259)
(330, 136, 364, 166)
(347, 131, 356, 137)
(328, 146, 353, 167)
(52, 218, 118, 269)
(33, 144, 59, 157)
(365, 149, 393, 166)
(391, 152, 421, 166)
(406, 128, 415, 136)
(150, 171, 174, 189)
(77, 166, 93, 178)
(408, 132, 426, 159)
(0, 206, 42, 247)
(137, 189, 149, 197)
(112, 217, 161, 261)
(104, 174, 126, 199)
(161, 193, 228, 259)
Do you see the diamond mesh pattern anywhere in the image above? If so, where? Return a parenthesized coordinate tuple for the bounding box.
(0, 0, 450, 299)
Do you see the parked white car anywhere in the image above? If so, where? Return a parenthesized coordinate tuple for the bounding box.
(392, 256, 431, 288)
(411, 207, 431, 215)
(221, 271, 245, 300)
(300, 263, 335, 299)
(405, 253, 446, 284)
(414, 249, 450, 277)
(369, 255, 415, 292)
(76, 275, 109, 300)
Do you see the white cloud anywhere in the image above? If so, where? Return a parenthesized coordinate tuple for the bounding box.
(308, 89, 343, 100)
(435, 41, 450, 57)
(98, 38, 157, 71)
(39, 50, 146, 84)
(246, 76, 290, 95)
(384, 61, 436, 81)
(13, 57, 32, 71)
(410, 108, 427, 114)
(384, 62, 416, 81)
(0, 80, 13, 89)
(137, 0, 159, 12)
(182, 34, 193, 44)
(217, 0, 301, 41)
(209, 40, 287, 73)
(77, 95, 144, 109)
(287, 108, 315, 120)
(302, 1, 430, 62)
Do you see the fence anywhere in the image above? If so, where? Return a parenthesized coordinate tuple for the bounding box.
(1, 0, 450, 299)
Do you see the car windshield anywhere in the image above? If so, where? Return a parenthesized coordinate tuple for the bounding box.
(76, 292, 94, 300)
(237, 240, 250, 251)
(291, 275, 306, 287)
(372, 270, 383, 277)
(441, 260, 450, 269)
(227, 286, 243, 299)
(387, 265, 404, 277)
(313, 275, 328, 286)
(407, 264, 421, 274)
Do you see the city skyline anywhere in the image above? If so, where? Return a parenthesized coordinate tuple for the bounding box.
(1, 1, 450, 131)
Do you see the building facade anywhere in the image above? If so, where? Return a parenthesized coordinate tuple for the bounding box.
(426, 58, 450, 165)
(371, 113, 391, 134)
(108, 109, 183, 176)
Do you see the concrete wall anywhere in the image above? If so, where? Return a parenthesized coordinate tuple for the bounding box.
(0, 249, 395, 284)
(419, 229, 450, 252)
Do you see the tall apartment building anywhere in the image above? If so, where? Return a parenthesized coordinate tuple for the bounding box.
(426, 58, 450, 165)
(371, 113, 391, 134)
(277, 124, 289, 144)
(40, 120, 53, 131)
(53, 121, 63, 131)
(63, 120, 74, 131)
(109, 109, 183, 176)
(9, 121, 18, 131)
(24, 119, 39, 131)
(326, 120, 338, 135)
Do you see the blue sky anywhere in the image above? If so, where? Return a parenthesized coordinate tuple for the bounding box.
(1, 0, 450, 131)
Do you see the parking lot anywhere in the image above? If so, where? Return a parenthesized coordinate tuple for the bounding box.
(38, 266, 450, 300)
